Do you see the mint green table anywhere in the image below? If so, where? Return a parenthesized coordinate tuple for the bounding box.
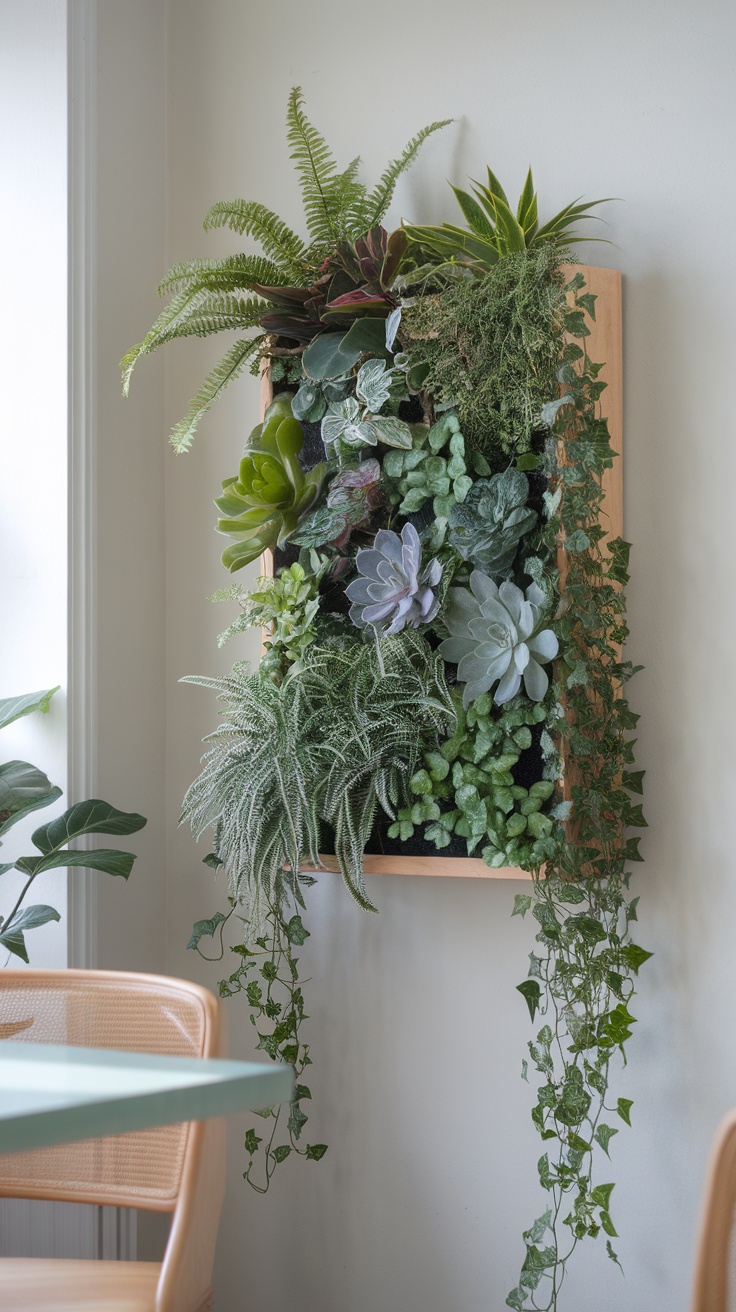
(0, 1042, 294, 1154)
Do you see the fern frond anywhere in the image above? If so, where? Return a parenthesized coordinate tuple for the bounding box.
(318, 156, 367, 242)
(181, 669, 322, 935)
(158, 254, 281, 297)
(356, 119, 453, 232)
(286, 86, 343, 247)
(204, 200, 309, 279)
(122, 294, 264, 396)
(121, 287, 210, 395)
(160, 294, 266, 341)
(169, 336, 263, 453)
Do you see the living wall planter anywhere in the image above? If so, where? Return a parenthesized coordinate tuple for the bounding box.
(259, 263, 623, 883)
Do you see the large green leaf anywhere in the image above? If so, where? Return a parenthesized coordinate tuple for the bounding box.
(0, 761, 59, 825)
(0, 904, 61, 963)
(302, 332, 361, 381)
(534, 196, 611, 243)
(339, 317, 389, 358)
(402, 222, 499, 267)
(0, 785, 63, 840)
(0, 688, 59, 731)
(489, 194, 527, 252)
(485, 167, 510, 206)
(32, 800, 147, 855)
(15, 849, 138, 879)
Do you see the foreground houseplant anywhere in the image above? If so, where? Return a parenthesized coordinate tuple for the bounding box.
(124, 91, 646, 1308)
(0, 688, 146, 962)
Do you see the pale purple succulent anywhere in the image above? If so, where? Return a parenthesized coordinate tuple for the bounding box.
(346, 523, 442, 634)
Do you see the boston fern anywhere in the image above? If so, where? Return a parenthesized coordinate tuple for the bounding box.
(122, 88, 449, 453)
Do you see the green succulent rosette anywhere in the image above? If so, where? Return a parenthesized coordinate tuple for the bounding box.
(215, 394, 326, 572)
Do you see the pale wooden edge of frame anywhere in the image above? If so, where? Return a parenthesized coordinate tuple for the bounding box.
(260, 265, 623, 881)
(301, 855, 533, 880)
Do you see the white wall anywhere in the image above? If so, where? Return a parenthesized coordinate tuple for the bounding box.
(102, 0, 736, 1307)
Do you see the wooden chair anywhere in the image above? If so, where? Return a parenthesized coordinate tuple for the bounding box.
(0, 969, 226, 1311)
(692, 1108, 736, 1311)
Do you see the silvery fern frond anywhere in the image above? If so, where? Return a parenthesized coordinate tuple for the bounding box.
(181, 672, 322, 936)
(181, 631, 455, 925)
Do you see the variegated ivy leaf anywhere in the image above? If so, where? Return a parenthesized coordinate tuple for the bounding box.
(355, 358, 394, 413)
(321, 399, 377, 450)
(543, 487, 562, 519)
(540, 393, 572, 428)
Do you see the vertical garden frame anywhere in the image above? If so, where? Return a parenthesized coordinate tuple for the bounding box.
(259, 263, 623, 881)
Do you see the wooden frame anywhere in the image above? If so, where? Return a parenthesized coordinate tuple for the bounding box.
(261, 265, 622, 881)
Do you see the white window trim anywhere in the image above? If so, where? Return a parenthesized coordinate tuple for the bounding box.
(67, 0, 136, 1260)
(67, 0, 97, 973)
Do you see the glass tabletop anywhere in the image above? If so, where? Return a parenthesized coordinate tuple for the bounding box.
(0, 1042, 294, 1153)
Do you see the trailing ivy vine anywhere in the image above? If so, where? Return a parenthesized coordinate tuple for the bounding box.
(505, 278, 648, 1310)
(189, 876, 327, 1189)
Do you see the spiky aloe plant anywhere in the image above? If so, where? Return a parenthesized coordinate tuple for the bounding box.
(122, 88, 450, 453)
(403, 166, 610, 272)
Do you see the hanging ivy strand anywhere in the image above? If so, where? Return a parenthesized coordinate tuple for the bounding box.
(506, 278, 648, 1311)
(188, 871, 327, 1189)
